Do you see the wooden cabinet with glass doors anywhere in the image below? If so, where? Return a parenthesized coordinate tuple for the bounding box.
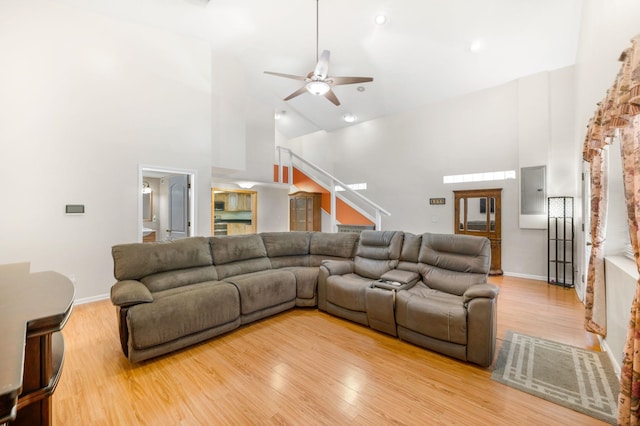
(289, 191, 322, 231)
(453, 188, 502, 275)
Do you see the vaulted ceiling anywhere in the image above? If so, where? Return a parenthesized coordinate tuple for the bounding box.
(60, 0, 584, 139)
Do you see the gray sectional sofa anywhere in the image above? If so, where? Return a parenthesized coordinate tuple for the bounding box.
(110, 230, 499, 366)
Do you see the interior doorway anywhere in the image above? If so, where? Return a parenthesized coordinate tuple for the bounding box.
(139, 165, 197, 242)
(212, 188, 257, 236)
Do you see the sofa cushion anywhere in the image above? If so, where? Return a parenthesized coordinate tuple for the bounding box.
(354, 231, 404, 279)
(211, 234, 267, 264)
(211, 235, 272, 279)
(397, 232, 422, 272)
(417, 233, 490, 296)
(280, 266, 319, 299)
(395, 283, 467, 345)
(262, 232, 311, 268)
(309, 232, 359, 266)
(140, 266, 218, 293)
(223, 270, 296, 315)
(127, 281, 239, 350)
(400, 232, 422, 262)
(325, 273, 373, 312)
(262, 232, 311, 257)
(112, 237, 213, 281)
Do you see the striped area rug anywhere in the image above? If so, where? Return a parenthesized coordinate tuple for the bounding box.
(491, 331, 618, 424)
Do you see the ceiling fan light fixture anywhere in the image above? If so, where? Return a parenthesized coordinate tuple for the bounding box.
(306, 81, 330, 96)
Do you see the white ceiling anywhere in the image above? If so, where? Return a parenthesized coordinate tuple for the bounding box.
(60, 0, 584, 139)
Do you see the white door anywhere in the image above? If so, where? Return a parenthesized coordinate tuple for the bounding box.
(168, 174, 189, 240)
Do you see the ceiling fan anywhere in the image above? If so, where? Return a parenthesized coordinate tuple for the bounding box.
(264, 0, 373, 106)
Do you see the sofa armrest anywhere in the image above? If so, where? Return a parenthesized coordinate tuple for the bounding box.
(371, 280, 414, 292)
(110, 280, 153, 307)
(463, 283, 499, 304)
(321, 259, 354, 276)
(465, 284, 500, 367)
(380, 269, 420, 286)
(318, 260, 354, 312)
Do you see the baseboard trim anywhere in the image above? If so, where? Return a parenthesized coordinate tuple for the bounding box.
(502, 272, 547, 282)
(598, 335, 621, 378)
(74, 293, 110, 305)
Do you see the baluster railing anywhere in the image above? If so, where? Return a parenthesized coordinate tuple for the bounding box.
(276, 146, 390, 231)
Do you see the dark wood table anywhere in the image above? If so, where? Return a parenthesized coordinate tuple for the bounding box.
(0, 269, 74, 425)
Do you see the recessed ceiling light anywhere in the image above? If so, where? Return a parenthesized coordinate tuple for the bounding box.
(357, 86, 365, 92)
(274, 110, 286, 120)
(374, 14, 387, 25)
(343, 114, 357, 123)
(469, 40, 484, 52)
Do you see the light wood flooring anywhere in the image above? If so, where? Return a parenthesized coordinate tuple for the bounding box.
(53, 276, 608, 425)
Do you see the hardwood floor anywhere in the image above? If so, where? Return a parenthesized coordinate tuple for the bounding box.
(53, 276, 609, 425)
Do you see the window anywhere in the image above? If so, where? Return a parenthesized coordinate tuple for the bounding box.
(443, 170, 516, 184)
(335, 183, 367, 192)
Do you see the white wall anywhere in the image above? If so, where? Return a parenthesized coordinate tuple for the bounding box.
(604, 256, 637, 373)
(0, 1, 212, 301)
(284, 67, 576, 279)
(255, 186, 290, 232)
(211, 56, 279, 184)
(210, 66, 288, 231)
(211, 54, 246, 172)
(572, 0, 640, 358)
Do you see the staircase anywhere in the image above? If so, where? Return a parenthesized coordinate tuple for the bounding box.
(274, 146, 390, 232)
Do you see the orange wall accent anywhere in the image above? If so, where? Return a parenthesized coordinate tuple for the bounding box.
(288, 167, 374, 226)
(273, 165, 290, 184)
(336, 198, 375, 225)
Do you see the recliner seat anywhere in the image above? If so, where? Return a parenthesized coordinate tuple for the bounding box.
(319, 231, 499, 367)
(321, 230, 404, 326)
(394, 233, 498, 367)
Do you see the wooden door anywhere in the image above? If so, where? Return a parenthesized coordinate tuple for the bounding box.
(453, 188, 502, 275)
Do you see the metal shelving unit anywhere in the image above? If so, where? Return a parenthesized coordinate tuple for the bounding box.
(547, 196, 574, 287)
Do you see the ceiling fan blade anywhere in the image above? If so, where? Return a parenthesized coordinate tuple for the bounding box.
(264, 71, 308, 81)
(283, 86, 309, 101)
(313, 50, 331, 79)
(329, 76, 374, 86)
(323, 88, 341, 106)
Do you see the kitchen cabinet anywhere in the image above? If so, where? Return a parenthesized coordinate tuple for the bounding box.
(227, 192, 252, 211)
(213, 191, 252, 212)
(211, 189, 257, 236)
(227, 223, 253, 235)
